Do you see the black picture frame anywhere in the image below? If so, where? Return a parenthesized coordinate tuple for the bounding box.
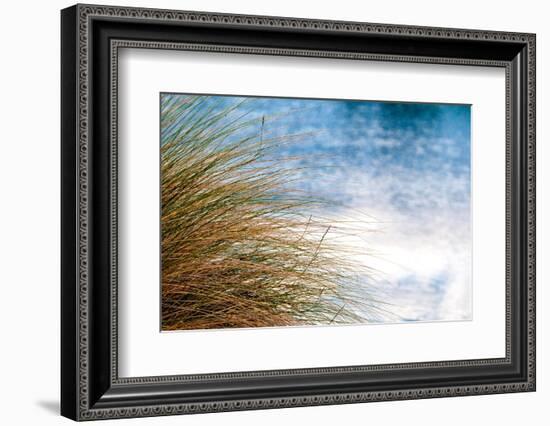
(61, 3, 536, 421)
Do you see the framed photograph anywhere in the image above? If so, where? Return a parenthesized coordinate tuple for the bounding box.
(61, 4, 536, 421)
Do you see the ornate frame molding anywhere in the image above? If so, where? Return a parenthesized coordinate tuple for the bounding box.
(61, 4, 535, 421)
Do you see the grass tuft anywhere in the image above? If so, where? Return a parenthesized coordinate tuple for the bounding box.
(161, 94, 384, 331)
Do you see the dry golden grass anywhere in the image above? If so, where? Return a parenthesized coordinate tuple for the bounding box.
(161, 95, 382, 331)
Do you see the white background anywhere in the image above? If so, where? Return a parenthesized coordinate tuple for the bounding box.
(119, 50, 505, 376)
(0, 0, 547, 425)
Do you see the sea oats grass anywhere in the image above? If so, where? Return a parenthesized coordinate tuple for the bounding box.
(161, 95, 383, 331)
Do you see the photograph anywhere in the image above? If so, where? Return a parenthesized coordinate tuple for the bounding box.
(160, 93, 472, 331)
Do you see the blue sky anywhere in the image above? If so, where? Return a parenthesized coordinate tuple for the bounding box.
(163, 93, 472, 323)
